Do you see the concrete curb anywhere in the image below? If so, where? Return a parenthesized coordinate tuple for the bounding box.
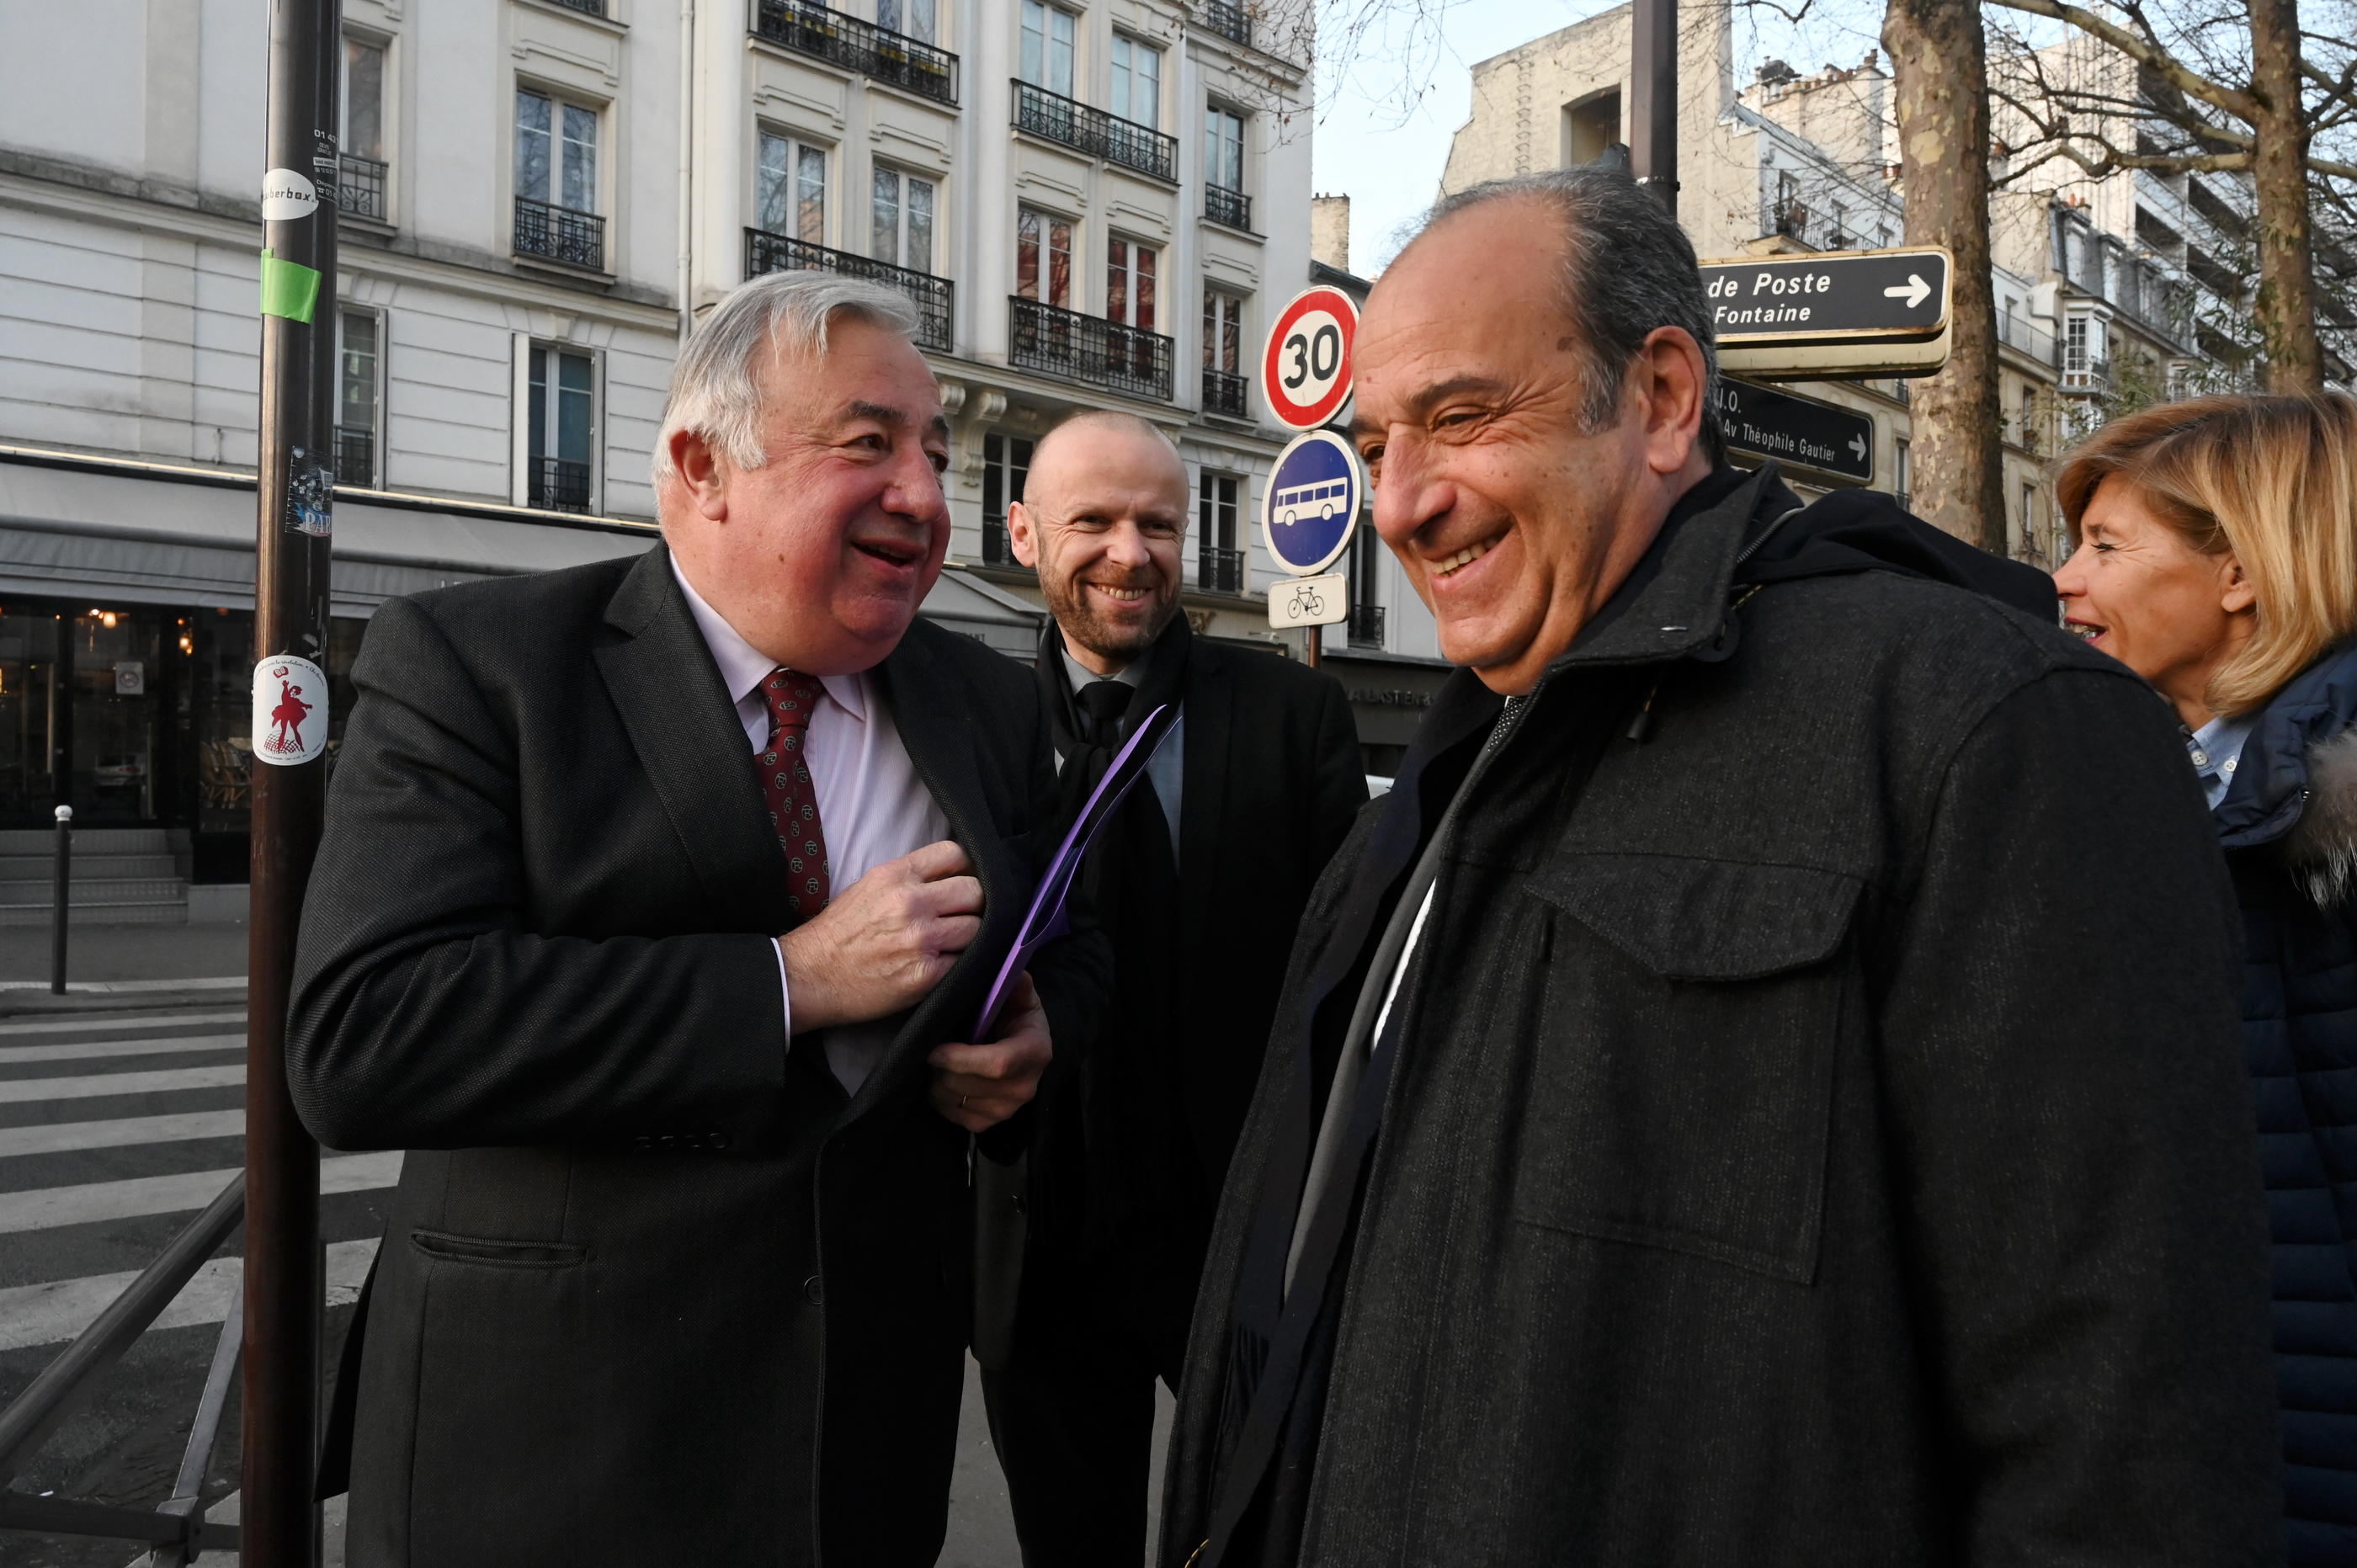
(0, 977, 247, 1019)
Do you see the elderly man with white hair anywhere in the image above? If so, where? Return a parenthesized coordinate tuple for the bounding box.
(287, 270, 1108, 1568)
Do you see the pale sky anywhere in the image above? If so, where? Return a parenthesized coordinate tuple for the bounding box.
(1306, 0, 1890, 278)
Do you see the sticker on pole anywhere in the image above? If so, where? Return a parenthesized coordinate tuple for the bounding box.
(1260, 285, 1359, 430)
(252, 655, 329, 766)
(1261, 428, 1361, 577)
(260, 168, 318, 221)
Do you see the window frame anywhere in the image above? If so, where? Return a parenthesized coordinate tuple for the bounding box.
(510, 334, 604, 515)
(1017, 207, 1075, 309)
(756, 126, 831, 245)
(1019, 0, 1077, 97)
(515, 85, 602, 217)
(334, 305, 388, 490)
(1105, 236, 1160, 332)
(876, 0, 939, 43)
(870, 163, 939, 273)
(1203, 288, 1245, 374)
(1111, 34, 1163, 130)
(1205, 104, 1246, 194)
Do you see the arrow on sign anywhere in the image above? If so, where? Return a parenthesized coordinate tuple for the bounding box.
(1882, 274, 1933, 310)
(1849, 434, 1869, 462)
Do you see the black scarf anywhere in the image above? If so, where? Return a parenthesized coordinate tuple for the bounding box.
(1030, 612, 1194, 1252)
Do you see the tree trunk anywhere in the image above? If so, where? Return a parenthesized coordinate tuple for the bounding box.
(2248, 0, 2322, 391)
(1883, 0, 2008, 555)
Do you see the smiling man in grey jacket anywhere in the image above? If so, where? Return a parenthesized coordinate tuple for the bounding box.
(1161, 167, 2280, 1568)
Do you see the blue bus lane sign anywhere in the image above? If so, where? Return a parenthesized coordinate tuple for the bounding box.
(1261, 428, 1362, 578)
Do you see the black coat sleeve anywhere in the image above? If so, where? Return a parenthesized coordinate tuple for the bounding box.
(1874, 666, 2281, 1565)
(286, 598, 790, 1152)
(1303, 674, 1370, 877)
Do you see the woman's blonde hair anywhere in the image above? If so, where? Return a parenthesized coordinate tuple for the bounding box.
(2057, 392, 2357, 716)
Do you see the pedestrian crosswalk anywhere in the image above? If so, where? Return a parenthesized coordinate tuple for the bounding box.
(0, 1003, 398, 1355)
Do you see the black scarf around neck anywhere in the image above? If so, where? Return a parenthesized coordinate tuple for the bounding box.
(1030, 612, 1194, 1250)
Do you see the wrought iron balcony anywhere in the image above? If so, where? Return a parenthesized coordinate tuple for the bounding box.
(982, 516, 1026, 568)
(752, 0, 960, 106)
(545, 0, 608, 13)
(333, 426, 375, 487)
(1202, 366, 1248, 417)
(1205, 184, 1252, 231)
(1013, 81, 1178, 183)
(340, 153, 387, 223)
(1202, 0, 1252, 46)
(1347, 601, 1386, 648)
(514, 198, 604, 270)
(530, 455, 593, 513)
(1009, 296, 1174, 401)
(1199, 544, 1246, 594)
(744, 229, 955, 353)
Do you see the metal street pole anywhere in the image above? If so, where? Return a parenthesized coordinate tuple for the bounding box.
(1631, 0, 1679, 216)
(49, 805, 70, 996)
(247, 0, 339, 1560)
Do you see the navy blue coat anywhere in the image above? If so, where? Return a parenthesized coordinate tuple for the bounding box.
(2218, 639, 2357, 1565)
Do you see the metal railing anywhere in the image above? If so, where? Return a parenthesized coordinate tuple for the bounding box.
(545, 0, 608, 13)
(1202, 366, 1248, 417)
(1202, 0, 1252, 45)
(1199, 543, 1246, 593)
(1997, 312, 2059, 366)
(514, 197, 604, 269)
(752, 0, 960, 106)
(1205, 184, 1253, 231)
(1348, 601, 1386, 648)
(334, 425, 375, 487)
(1009, 296, 1174, 401)
(0, 1176, 247, 1562)
(340, 152, 387, 222)
(1013, 81, 1178, 182)
(982, 516, 1024, 567)
(530, 455, 593, 512)
(743, 229, 955, 353)
(2062, 355, 2112, 392)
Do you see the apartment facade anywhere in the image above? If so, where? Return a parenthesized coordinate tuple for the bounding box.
(0, 0, 1431, 910)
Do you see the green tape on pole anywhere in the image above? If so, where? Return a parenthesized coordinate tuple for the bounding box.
(258, 248, 321, 324)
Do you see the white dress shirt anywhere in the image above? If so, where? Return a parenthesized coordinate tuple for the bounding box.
(672, 558, 951, 1096)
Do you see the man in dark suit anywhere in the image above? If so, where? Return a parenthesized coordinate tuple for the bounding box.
(286, 271, 1106, 1568)
(977, 411, 1365, 1566)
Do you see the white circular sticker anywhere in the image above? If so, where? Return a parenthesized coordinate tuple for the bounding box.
(252, 655, 329, 766)
(260, 168, 318, 221)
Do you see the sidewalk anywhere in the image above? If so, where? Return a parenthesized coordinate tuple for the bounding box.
(0, 921, 248, 985)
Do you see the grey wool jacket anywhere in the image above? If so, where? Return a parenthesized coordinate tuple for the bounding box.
(1159, 467, 2284, 1567)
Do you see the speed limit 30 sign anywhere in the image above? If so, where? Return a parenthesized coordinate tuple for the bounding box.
(1261, 285, 1359, 430)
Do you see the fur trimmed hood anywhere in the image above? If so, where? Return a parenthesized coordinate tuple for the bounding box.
(2215, 637, 2357, 908)
(2281, 726, 2357, 908)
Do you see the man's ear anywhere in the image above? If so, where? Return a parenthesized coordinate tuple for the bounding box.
(2220, 550, 2257, 615)
(668, 428, 730, 523)
(1635, 326, 1709, 478)
(1008, 499, 1041, 568)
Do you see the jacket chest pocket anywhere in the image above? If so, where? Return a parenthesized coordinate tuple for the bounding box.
(1510, 852, 1861, 1284)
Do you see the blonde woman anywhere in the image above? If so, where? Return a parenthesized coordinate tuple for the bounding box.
(2055, 392, 2357, 1566)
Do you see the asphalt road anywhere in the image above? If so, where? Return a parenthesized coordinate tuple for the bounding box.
(0, 939, 1169, 1565)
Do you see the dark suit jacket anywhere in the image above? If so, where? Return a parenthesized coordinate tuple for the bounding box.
(1163, 640, 1367, 1193)
(286, 545, 1107, 1568)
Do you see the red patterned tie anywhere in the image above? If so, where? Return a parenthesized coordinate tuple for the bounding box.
(758, 669, 832, 919)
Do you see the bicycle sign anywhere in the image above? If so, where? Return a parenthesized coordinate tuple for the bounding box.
(1268, 572, 1350, 630)
(1261, 428, 1362, 576)
(1261, 285, 1359, 430)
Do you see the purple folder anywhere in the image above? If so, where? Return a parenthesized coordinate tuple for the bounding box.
(972, 704, 1175, 1039)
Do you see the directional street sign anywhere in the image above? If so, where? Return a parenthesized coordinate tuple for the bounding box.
(1261, 428, 1362, 576)
(1269, 572, 1350, 630)
(1261, 285, 1360, 430)
(1700, 247, 1953, 350)
(1716, 378, 1875, 485)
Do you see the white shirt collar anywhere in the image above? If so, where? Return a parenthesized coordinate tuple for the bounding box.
(669, 553, 866, 721)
